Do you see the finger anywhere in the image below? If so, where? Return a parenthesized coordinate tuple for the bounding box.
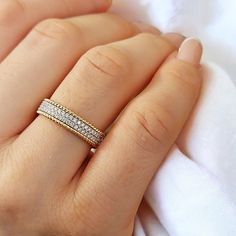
(11, 33, 180, 189)
(0, 0, 111, 61)
(0, 13, 144, 141)
(163, 33, 185, 48)
(75, 38, 202, 233)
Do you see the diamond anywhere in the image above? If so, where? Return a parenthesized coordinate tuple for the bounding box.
(91, 137, 96, 142)
(38, 100, 104, 148)
(58, 115, 63, 120)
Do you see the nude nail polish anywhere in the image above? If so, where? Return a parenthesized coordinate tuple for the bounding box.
(177, 38, 203, 66)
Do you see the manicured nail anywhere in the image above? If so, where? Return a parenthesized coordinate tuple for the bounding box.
(134, 21, 161, 35)
(162, 33, 186, 48)
(177, 38, 202, 66)
(95, 0, 112, 10)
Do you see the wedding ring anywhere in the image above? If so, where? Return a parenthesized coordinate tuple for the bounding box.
(37, 99, 105, 148)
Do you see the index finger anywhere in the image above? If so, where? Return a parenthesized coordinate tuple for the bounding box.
(74, 38, 202, 233)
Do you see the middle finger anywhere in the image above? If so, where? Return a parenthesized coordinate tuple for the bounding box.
(0, 13, 140, 141)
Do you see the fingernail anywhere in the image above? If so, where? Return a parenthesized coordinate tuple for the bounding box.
(95, 0, 112, 10)
(177, 38, 202, 66)
(133, 21, 161, 35)
(162, 33, 186, 48)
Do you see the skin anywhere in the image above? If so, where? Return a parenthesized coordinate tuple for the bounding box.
(0, 0, 202, 235)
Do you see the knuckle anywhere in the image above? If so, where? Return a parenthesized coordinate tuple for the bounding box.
(0, 0, 26, 26)
(123, 103, 171, 153)
(32, 19, 79, 42)
(80, 45, 130, 83)
(71, 192, 118, 235)
(0, 155, 32, 223)
(0, 177, 29, 217)
(0, 190, 25, 223)
(69, 211, 98, 235)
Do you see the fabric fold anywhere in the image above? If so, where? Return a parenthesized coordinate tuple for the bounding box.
(111, 1, 236, 235)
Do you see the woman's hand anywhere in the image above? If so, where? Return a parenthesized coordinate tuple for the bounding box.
(0, 0, 202, 235)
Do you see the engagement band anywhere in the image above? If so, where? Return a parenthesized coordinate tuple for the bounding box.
(37, 99, 105, 148)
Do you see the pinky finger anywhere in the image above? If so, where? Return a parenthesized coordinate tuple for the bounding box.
(0, 0, 111, 60)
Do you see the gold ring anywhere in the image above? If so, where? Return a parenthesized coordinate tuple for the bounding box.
(37, 99, 105, 148)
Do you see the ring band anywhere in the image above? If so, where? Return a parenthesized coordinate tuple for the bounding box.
(37, 99, 105, 148)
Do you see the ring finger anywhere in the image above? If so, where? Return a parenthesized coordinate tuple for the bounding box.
(10, 33, 183, 190)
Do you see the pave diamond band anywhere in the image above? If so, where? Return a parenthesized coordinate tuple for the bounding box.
(37, 99, 105, 148)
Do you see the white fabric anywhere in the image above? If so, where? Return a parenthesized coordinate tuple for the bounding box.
(110, 1, 236, 235)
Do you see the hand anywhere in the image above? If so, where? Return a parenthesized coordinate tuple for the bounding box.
(0, 0, 202, 235)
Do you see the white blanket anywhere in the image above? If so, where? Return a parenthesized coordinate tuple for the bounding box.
(110, 1, 236, 235)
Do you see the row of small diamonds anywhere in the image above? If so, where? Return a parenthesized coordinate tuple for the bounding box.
(38, 100, 104, 145)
